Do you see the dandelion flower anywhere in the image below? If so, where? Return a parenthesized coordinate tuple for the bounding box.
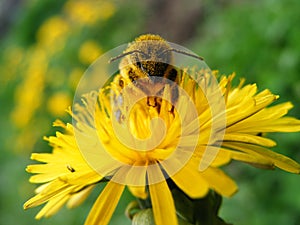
(24, 70, 300, 225)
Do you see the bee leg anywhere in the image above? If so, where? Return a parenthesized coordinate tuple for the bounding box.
(155, 97, 161, 112)
(147, 96, 157, 107)
(171, 84, 179, 105)
(147, 96, 162, 112)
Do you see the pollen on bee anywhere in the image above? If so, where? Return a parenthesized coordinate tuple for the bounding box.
(119, 79, 124, 88)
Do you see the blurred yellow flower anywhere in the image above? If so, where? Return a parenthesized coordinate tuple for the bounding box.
(36, 16, 69, 53)
(11, 49, 47, 128)
(24, 71, 300, 225)
(8, 0, 118, 154)
(64, 0, 115, 25)
(47, 92, 72, 117)
(78, 40, 102, 65)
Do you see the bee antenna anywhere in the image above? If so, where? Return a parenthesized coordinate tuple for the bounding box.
(160, 48, 204, 61)
(109, 50, 148, 63)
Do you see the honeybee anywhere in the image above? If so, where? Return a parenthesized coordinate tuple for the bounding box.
(109, 34, 203, 122)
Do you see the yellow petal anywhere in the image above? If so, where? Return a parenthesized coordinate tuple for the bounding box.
(67, 185, 95, 208)
(209, 147, 232, 167)
(29, 173, 60, 183)
(254, 102, 293, 120)
(201, 167, 238, 197)
(148, 165, 178, 225)
(59, 171, 102, 185)
(125, 164, 147, 199)
(226, 89, 277, 128)
(30, 153, 55, 163)
(225, 149, 275, 169)
(223, 142, 300, 173)
(228, 117, 300, 133)
(24, 183, 70, 209)
(165, 159, 209, 198)
(224, 133, 276, 147)
(128, 186, 148, 199)
(35, 193, 69, 219)
(84, 181, 125, 225)
(193, 145, 232, 167)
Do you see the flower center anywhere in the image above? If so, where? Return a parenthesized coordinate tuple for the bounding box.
(98, 92, 182, 165)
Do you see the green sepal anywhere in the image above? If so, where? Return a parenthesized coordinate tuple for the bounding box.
(126, 188, 232, 225)
(132, 208, 155, 225)
(172, 188, 232, 225)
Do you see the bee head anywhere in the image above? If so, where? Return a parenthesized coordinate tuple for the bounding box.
(122, 35, 173, 77)
(110, 34, 203, 80)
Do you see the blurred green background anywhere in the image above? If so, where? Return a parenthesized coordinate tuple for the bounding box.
(0, 0, 300, 224)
